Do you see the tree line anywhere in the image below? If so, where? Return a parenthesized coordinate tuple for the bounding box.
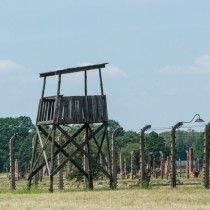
(0, 117, 204, 173)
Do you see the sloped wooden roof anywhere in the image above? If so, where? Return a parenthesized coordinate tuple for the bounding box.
(40, 63, 108, 78)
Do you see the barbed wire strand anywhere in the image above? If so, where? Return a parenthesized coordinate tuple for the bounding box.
(129, 123, 206, 132)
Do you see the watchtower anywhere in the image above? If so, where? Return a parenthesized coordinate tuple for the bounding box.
(28, 63, 113, 191)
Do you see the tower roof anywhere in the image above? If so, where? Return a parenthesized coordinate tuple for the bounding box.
(40, 63, 108, 78)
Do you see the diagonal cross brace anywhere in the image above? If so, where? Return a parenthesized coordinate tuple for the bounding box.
(53, 124, 111, 178)
(28, 124, 86, 180)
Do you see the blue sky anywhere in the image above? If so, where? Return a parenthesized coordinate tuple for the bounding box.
(1, 0, 210, 131)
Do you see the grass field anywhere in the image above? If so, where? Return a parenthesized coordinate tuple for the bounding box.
(0, 186, 210, 210)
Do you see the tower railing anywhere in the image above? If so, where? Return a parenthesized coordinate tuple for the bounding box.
(37, 95, 108, 125)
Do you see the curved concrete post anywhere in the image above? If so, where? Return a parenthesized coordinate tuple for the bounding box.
(185, 150, 189, 179)
(159, 151, 165, 179)
(9, 134, 18, 190)
(170, 122, 183, 188)
(140, 125, 151, 186)
(203, 122, 210, 189)
(112, 127, 123, 189)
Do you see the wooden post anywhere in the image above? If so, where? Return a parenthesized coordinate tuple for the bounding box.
(58, 134, 64, 190)
(57, 74, 61, 95)
(49, 126, 56, 192)
(36, 77, 46, 124)
(86, 125, 93, 189)
(84, 70, 89, 123)
(41, 77, 46, 98)
(9, 134, 17, 190)
(99, 68, 104, 95)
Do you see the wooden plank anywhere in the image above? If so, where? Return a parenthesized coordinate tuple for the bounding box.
(96, 96, 101, 122)
(87, 96, 93, 122)
(98, 96, 103, 122)
(81, 97, 86, 122)
(51, 100, 55, 121)
(53, 96, 61, 124)
(47, 101, 51, 121)
(75, 98, 80, 123)
(64, 97, 69, 124)
(92, 96, 97, 122)
(41, 100, 45, 121)
(79, 97, 85, 123)
(45, 101, 49, 121)
(40, 63, 108, 78)
(69, 97, 74, 123)
(58, 97, 63, 124)
(103, 96, 108, 122)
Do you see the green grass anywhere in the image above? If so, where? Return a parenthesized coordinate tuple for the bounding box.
(0, 186, 210, 210)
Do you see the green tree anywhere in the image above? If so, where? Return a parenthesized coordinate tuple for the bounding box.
(0, 116, 35, 172)
(192, 132, 204, 160)
(117, 130, 140, 171)
(144, 131, 168, 165)
(160, 130, 203, 161)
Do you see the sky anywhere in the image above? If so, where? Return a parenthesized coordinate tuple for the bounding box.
(1, 0, 210, 132)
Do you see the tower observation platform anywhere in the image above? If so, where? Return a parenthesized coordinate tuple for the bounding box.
(28, 63, 114, 192)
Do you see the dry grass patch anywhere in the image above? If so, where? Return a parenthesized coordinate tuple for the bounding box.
(0, 186, 210, 210)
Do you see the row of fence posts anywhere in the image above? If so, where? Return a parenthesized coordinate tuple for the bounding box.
(6, 122, 210, 190)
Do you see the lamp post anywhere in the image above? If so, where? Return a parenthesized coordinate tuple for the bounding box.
(170, 114, 204, 188)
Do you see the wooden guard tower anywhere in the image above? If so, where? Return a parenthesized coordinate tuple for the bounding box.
(28, 63, 113, 191)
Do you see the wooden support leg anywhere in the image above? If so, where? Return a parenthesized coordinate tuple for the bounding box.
(58, 135, 64, 190)
(28, 135, 38, 189)
(86, 125, 93, 189)
(49, 126, 56, 192)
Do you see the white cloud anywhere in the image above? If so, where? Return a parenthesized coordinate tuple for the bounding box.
(0, 60, 38, 86)
(158, 54, 210, 75)
(104, 65, 127, 78)
(0, 60, 21, 74)
(195, 55, 210, 69)
(78, 62, 127, 78)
